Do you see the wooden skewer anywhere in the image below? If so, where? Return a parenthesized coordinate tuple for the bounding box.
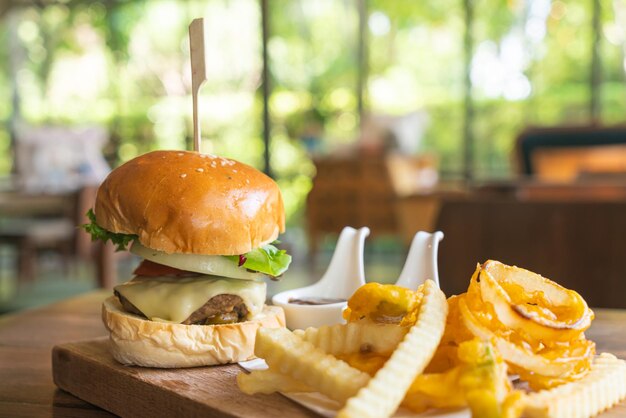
(189, 18, 207, 153)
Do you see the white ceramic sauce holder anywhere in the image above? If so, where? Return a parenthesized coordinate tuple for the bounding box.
(272, 226, 370, 330)
(395, 230, 444, 290)
(272, 228, 444, 330)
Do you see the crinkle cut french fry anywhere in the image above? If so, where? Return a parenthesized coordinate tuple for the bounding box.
(523, 353, 626, 418)
(255, 327, 370, 403)
(337, 280, 448, 418)
(293, 322, 408, 356)
(237, 369, 312, 395)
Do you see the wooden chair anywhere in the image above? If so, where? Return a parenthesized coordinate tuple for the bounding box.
(516, 125, 626, 182)
(306, 156, 398, 260)
(0, 123, 115, 287)
(0, 192, 75, 283)
(0, 186, 118, 288)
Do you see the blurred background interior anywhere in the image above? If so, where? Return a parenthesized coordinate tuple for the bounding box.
(1, 0, 626, 314)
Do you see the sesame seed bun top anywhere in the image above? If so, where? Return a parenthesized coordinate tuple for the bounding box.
(94, 150, 285, 255)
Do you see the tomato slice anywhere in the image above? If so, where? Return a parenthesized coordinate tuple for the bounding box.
(133, 259, 192, 277)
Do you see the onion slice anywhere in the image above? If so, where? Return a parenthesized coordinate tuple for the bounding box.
(459, 297, 579, 377)
(130, 242, 263, 281)
(481, 261, 591, 327)
(478, 268, 592, 343)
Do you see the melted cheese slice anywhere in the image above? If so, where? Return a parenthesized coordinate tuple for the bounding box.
(114, 276, 266, 324)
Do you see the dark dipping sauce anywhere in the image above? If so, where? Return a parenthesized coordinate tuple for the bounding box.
(288, 297, 347, 305)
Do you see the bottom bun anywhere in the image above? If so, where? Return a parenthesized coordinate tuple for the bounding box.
(102, 296, 285, 368)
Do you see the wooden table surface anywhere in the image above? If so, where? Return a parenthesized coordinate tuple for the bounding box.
(1, 291, 625, 417)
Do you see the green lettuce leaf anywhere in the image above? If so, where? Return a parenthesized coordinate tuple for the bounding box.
(82, 208, 291, 275)
(226, 244, 292, 278)
(81, 208, 137, 251)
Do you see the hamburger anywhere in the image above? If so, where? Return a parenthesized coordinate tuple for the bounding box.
(83, 150, 290, 368)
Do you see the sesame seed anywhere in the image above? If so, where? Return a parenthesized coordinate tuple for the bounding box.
(177, 152, 184, 156)
(196, 168, 204, 173)
(180, 174, 187, 178)
(233, 169, 237, 173)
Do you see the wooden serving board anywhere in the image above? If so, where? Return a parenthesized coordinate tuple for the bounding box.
(52, 338, 319, 418)
(51, 338, 626, 418)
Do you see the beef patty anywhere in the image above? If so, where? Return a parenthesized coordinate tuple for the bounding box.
(114, 291, 249, 325)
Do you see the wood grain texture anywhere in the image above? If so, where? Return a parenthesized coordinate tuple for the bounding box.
(189, 17, 207, 152)
(2, 290, 626, 417)
(0, 290, 111, 418)
(435, 196, 626, 308)
(52, 338, 318, 418)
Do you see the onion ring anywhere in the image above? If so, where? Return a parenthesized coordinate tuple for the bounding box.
(478, 266, 592, 343)
(458, 297, 582, 377)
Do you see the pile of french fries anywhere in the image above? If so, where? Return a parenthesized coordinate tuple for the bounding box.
(238, 265, 626, 418)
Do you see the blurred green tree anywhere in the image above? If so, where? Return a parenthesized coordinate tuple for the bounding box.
(0, 0, 624, 224)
